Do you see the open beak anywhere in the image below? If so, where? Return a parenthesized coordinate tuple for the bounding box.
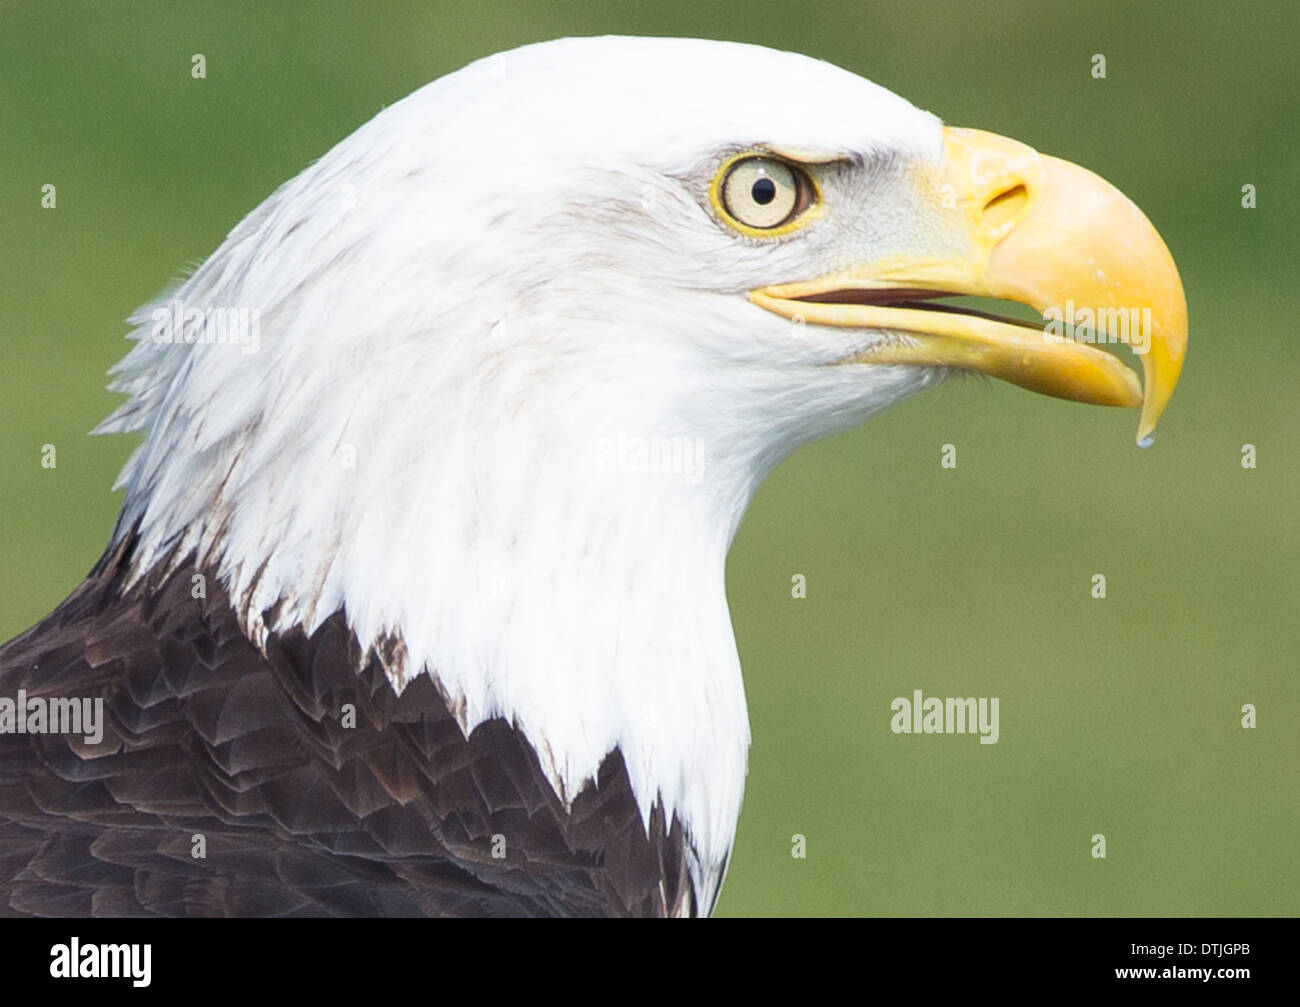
(750, 127, 1187, 444)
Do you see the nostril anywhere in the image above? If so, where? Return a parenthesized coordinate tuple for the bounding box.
(983, 183, 1028, 229)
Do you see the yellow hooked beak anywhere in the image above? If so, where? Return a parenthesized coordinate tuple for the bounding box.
(750, 127, 1187, 444)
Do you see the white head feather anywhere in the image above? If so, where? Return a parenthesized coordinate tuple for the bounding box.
(96, 36, 946, 904)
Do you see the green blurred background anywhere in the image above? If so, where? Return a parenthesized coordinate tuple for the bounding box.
(1, 1, 1296, 916)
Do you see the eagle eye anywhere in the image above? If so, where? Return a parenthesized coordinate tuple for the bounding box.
(714, 155, 817, 234)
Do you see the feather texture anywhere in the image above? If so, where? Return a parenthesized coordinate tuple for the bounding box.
(0, 534, 695, 917)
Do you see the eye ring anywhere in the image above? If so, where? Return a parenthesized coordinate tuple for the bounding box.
(712, 155, 818, 236)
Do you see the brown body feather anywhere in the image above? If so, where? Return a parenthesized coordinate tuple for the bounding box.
(0, 535, 696, 917)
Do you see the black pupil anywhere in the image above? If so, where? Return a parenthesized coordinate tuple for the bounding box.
(751, 177, 777, 205)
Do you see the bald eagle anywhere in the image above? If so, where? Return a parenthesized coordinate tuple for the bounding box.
(0, 36, 1184, 917)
